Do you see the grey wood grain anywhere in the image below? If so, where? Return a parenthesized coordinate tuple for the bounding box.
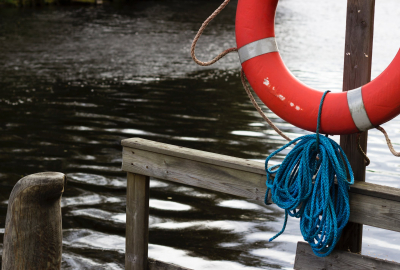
(148, 258, 192, 270)
(121, 138, 265, 175)
(122, 142, 400, 232)
(350, 181, 400, 202)
(2, 172, 65, 270)
(122, 147, 266, 201)
(338, 0, 376, 253)
(294, 242, 400, 270)
(125, 172, 150, 270)
(348, 192, 400, 232)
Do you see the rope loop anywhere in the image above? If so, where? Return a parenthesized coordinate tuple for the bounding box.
(191, 0, 237, 66)
(265, 91, 354, 257)
(376, 126, 400, 157)
(357, 132, 370, 166)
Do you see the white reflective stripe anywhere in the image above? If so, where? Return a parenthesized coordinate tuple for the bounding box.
(347, 87, 374, 131)
(238, 37, 278, 64)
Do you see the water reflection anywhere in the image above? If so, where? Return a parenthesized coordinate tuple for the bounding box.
(1, 0, 400, 269)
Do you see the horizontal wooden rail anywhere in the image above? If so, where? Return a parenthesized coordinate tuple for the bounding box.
(294, 242, 400, 270)
(122, 138, 400, 233)
(122, 138, 266, 201)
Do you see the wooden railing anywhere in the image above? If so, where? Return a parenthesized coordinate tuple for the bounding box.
(122, 138, 400, 270)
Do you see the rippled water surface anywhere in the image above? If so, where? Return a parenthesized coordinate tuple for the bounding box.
(1, 0, 400, 269)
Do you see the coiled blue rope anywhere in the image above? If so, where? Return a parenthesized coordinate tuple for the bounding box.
(265, 91, 354, 257)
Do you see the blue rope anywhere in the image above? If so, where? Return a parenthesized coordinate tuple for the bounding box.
(265, 91, 354, 257)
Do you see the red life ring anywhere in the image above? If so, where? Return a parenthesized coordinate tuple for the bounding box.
(236, 0, 400, 135)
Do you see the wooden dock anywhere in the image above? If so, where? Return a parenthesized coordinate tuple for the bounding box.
(3, 139, 400, 269)
(2, 0, 400, 269)
(121, 137, 400, 270)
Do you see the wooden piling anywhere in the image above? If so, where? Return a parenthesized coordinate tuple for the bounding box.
(125, 172, 150, 270)
(337, 0, 375, 253)
(2, 172, 66, 270)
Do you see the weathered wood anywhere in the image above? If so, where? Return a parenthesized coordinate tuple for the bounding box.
(338, 0, 376, 253)
(342, 0, 375, 91)
(348, 192, 400, 233)
(126, 172, 150, 270)
(148, 258, 193, 270)
(349, 181, 400, 202)
(2, 172, 66, 270)
(122, 146, 266, 202)
(121, 138, 265, 175)
(122, 139, 400, 232)
(294, 241, 400, 270)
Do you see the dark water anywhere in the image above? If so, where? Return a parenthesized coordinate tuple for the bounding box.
(1, 0, 400, 269)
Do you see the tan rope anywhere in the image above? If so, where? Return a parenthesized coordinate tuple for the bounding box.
(190, 0, 291, 142)
(191, 0, 237, 66)
(240, 69, 293, 143)
(376, 126, 400, 157)
(356, 132, 370, 166)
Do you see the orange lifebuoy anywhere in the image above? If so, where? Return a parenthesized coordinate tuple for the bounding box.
(236, 0, 400, 135)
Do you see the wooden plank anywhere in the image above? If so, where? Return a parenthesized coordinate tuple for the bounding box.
(148, 258, 193, 270)
(122, 147, 266, 202)
(121, 138, 400, 201)
(338, 0, 376, 253)
(294, 242, 400, 270)
(2, 172, 65, 270)
(349, 181, 400, 203)
(126, 173, 150, 270)
(348, 192, 400, 233)
(121, 138, 265, 175)
(122, 138, 400, 202)
(122, 143, 400, 232)
(342, 0, 375, 91)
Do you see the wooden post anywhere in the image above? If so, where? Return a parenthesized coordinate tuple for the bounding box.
(337, 0, 375, 253)
(125, 172, 150, 270)
(2, 172, 66, 270)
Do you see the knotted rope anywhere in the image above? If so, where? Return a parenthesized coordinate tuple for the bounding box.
(265, 91, 354, 257)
